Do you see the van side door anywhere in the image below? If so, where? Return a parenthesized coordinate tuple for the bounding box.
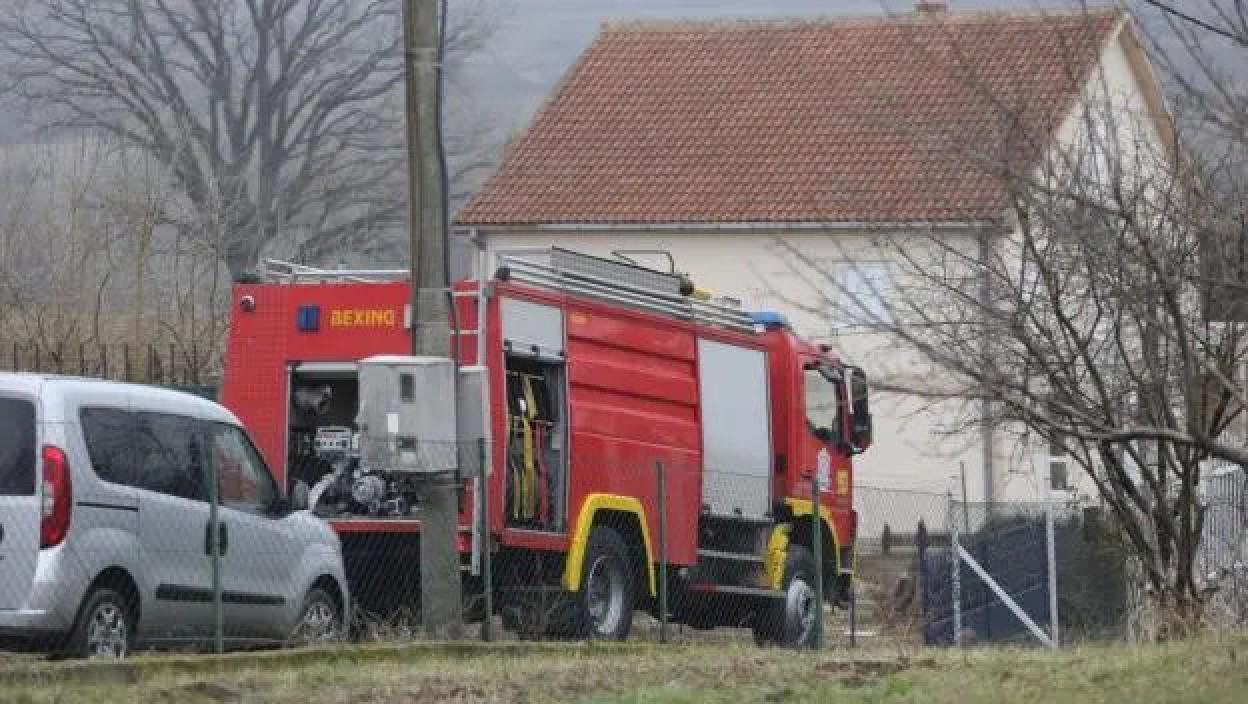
(131, 409, 216, 642)
(205, 421, 301, 641)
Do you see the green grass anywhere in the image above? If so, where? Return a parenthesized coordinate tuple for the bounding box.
(3, 635, 1247, 703)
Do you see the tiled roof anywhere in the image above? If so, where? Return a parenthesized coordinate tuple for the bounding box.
(458, 9, 1125, 227)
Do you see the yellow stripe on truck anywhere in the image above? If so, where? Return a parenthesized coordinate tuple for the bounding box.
(784, 498, 843, 573)
(562, 495, 658, 597)
(765, 524, 792, 590)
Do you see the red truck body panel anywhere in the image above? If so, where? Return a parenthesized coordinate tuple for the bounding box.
(223, 282, 412, 478)
(221, 274, 855, 571)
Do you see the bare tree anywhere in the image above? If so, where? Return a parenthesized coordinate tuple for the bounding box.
(0, 127, 245, 382)
(0, 138, 120, 360)
(769, 7, 1248, 634)
(0, 0, 503, 278)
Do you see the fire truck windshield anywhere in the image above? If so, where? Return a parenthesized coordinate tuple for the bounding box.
(804, 366, 843, 441)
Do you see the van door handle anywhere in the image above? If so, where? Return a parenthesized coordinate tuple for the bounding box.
(205, 522, 229, 556)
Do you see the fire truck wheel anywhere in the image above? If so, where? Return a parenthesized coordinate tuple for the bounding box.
(576, 525, 635, 640)
(754, 544, 818, 649)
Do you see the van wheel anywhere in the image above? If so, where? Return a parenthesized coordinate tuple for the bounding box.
(289, 587, 343, 646)
(67, 588, 134, 659)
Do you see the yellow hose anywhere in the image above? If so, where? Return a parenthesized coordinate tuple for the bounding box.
(522, 376, 539, 519)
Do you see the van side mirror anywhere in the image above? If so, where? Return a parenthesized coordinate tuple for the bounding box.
(848, 366, 872, 453)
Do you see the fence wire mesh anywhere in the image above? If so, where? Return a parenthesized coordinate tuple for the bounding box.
(850, 486, 950, 647)
(909, 500, 1129, 647)
(2, 379, 1242, 660)
(3, 341, 217, 388)
(1199, 467, 1248, 628)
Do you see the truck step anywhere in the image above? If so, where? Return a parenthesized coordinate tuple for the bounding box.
(697, 549, 765, 564)
(686, 584, 785, 599)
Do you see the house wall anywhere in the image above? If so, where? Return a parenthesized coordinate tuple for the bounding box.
(1011, 23, 1175, 504)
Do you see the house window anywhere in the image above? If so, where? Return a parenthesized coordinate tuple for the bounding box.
(1049, 462, 1069, 491)
(815, 260, 894, 329)
(762, 254, 894, 335)
(1049, 436, 1069, 492)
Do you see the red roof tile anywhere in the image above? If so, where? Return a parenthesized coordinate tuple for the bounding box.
(458, 9, 1124, 227)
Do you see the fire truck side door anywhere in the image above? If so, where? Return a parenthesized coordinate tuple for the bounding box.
(799, 361, 850, 502)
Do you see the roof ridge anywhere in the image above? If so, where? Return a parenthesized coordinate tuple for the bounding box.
(600, 6, 1123, 33)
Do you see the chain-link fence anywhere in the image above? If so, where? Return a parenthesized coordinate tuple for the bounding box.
(1199, 467, 1248, 628)
(911, 500, 1130, 647)
(838, 489, 1134, 650)
(1, 341, 217, 391)
(850, 486, 950, 647)
(2, 399, 1233, 659)
(1, 420, 873, 655)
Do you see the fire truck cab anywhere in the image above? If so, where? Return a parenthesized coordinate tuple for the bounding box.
(221, 249, 871, 646)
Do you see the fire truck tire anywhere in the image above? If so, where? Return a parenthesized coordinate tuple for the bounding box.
(753, 544, 819, 648)
(561, 525, 635, 641)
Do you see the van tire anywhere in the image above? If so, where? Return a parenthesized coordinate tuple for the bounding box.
(65, 588, 134, 659)
(289, 587, 343, 646)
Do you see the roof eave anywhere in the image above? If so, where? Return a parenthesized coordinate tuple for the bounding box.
(459, 219, 1005, 234)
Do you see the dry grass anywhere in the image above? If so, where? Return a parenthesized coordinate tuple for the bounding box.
(2, 635, 1247, 704)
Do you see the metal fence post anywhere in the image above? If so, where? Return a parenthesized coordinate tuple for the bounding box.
(950, 491, 962, 648)
(479, 438, 494, 643)
(916, 520, 930, 644)
(811, 473, 824, 650)
(1046, 502, 1059, 647)
(849, 578, 857, 648)
(207, 449, 223, 654)
(656, 461, 669, 644)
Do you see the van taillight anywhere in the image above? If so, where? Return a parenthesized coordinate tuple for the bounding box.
(41, 445, 72, 548)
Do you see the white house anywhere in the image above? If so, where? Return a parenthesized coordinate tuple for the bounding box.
(456, 3, 1174, 506)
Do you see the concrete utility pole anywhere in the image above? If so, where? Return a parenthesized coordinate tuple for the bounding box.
(403, 0, 462, 639)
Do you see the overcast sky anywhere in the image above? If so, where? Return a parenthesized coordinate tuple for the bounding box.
(0, 1, 1211, 148)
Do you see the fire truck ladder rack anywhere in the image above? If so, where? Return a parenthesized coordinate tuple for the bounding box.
(262, 259, 410, 284)
(498, 249, 758, 335)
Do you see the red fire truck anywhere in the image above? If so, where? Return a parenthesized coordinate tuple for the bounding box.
(221, 248, 871, 645)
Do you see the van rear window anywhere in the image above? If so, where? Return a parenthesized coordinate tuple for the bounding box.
(0, 397, 36, 496)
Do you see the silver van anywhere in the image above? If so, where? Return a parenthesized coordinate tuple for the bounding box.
(0, 374, 348, 657)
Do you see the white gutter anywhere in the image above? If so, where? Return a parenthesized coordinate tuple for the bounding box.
(463, 220, 999, 234)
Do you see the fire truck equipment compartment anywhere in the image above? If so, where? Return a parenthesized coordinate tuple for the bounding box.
(697, 338, 772, 521)
(501, 297, 564, 360)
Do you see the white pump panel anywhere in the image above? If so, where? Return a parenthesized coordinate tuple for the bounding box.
(356, 355, 457, 473)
